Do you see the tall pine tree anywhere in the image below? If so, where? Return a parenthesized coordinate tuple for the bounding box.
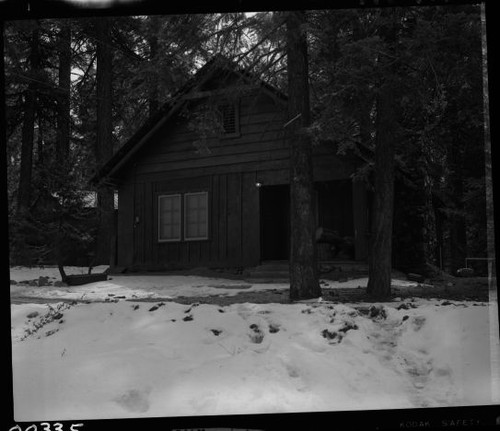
(286, 11, 321, 301)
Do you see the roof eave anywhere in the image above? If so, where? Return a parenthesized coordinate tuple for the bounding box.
(91, 56, 288, 186)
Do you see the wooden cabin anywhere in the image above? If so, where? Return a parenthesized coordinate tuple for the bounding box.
(92, 56, 370, 271)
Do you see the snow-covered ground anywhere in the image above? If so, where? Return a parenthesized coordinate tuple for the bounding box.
(9, 266, 500, 421)
(9, 265, 421, 302)
(10, 265, 290, 301)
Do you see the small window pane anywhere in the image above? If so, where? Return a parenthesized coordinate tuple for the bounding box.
(158, 195, 181, 241)
(184, 192, 208, 240)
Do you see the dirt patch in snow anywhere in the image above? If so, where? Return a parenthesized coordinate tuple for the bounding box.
(134, 289, 291, 306)
(147, 277, 489, 306)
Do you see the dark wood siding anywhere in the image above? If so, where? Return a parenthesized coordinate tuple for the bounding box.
(115, 88, 360, 269)
(241, 171, 260, 265)
(119, 172, 261, 269)
(116, 181, 134, 267)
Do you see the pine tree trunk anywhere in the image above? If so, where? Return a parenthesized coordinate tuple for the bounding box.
(52, 22, 72, 275)
(56, 22, 71, 168)
(367, 84, 396, 299)
(17, 25, 39, 216)
(445, 124, 467, 275)
(94, 17, 115, 266)
(366, 9, 398, 300)
(481, 3, 496, 280)
(147, 17, 160, 117)
(448, 151, 467, 275)
(286, 11, 321, 301)
(431, 192, 445, 269)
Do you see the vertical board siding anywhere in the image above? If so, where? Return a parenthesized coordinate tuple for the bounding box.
(117, 182, 134, 267)
(242, 171, 260, 266)
(219, 173, 228, 262)
(134, 182, 145, 265)
(227, 172, 242, 264)
(151, 189, 158, 265)
(115, 86, 360, 269)
(145, 181, 154, 265)
(210, 174, 220, 262)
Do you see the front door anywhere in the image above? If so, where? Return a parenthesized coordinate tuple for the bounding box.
(260, 184, 290, 261)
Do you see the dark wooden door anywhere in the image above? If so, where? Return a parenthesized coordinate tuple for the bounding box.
(260, 184, 290, 261)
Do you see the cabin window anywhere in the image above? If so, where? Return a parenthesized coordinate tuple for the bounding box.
(184, 192, 209, 241)
(218, 102, 240, 137)
(158, 194, 182, 242)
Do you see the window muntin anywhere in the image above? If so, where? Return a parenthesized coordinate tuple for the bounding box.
(184, 192, 209, 241)
(158, 194, 182, 242)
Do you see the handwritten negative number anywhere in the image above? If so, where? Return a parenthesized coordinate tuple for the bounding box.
(9, 424, 83, 431)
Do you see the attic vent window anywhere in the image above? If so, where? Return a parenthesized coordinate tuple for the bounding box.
(218, 102, 239, 137)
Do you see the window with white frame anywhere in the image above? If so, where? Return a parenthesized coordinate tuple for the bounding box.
(184, 192, 209, 240)
(158, 194, 182, 242)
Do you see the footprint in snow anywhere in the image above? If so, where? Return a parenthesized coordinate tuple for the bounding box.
(114, 388, 151, 413)
(249, 324, 264, 344)
(399, 352, 434, 389)
(369, 305, 387, 319)
(148, 302, 166, 312)
(285, 362, 300, 378)
(269, 323, 280, 333)
(397, 303, 418, 310)
(184, 303, 200, 314)
(411, 316, 426, 331)
(321, 329, 343, 344)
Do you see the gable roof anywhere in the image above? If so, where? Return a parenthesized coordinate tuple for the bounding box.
(90, 55, 287, 186)
(90, 54, 426, 195)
